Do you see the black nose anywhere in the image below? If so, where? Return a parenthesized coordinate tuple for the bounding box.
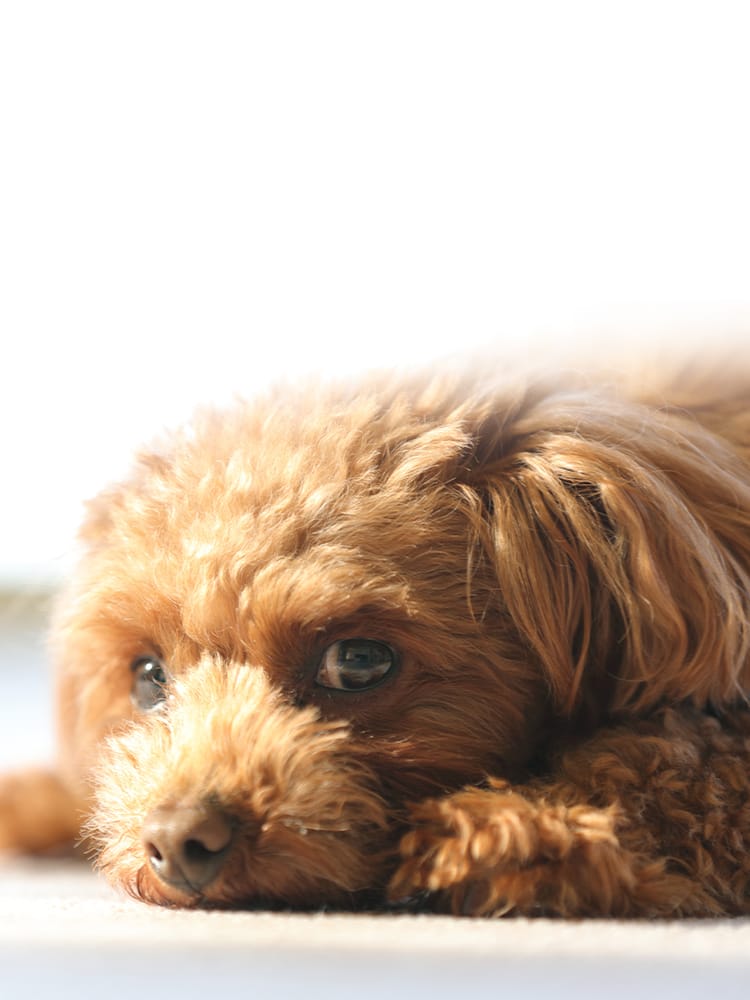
(142, 803, 233, 893)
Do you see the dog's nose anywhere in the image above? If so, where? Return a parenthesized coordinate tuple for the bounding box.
(142, 803, 233, 893)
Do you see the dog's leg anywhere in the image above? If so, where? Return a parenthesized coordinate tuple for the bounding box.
(389, 707, 750, 917)
(0, 769, 82, 855)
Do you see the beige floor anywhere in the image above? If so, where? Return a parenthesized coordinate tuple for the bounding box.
(2, 857, 750, 1000)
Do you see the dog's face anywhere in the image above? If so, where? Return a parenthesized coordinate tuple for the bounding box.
(54, 366, 750, 907)
(55, 374, 547, 906)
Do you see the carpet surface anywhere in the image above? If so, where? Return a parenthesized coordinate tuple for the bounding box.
(3, 857, 750, 1000)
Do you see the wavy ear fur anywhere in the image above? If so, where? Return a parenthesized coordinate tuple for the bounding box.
(464, 386, 750, 718)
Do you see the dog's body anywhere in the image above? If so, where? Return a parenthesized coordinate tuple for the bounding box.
(4, 359, 750, 916)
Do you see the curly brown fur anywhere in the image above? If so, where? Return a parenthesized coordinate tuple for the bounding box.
(392, 708, 750, 916)
(3, 357, 750, 916)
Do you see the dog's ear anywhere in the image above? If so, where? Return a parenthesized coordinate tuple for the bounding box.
(461, 390, 750, 717)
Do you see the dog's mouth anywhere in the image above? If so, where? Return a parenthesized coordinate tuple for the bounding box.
(124, 799, 396, 910)
(86, 779, 395, 909)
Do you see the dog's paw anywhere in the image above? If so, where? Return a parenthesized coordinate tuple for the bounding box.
(388, 781, 626, 916)
(0, 769, 81, 855)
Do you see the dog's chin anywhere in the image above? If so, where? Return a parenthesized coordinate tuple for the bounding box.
(127, 845, 386, 911)
(126, 802, 393, 910)
(95, 803, 393, 910)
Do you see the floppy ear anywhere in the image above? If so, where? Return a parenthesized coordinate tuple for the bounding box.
(464, 391, 750, 717)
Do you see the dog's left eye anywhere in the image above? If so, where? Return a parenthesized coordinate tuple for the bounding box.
(315, 639, 397, 692)
(131, 656, 169, 711)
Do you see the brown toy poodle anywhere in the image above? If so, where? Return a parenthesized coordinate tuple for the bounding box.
(3, 358, 750, 917)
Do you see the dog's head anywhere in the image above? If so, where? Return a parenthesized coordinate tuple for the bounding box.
(53, 366, 750, 907)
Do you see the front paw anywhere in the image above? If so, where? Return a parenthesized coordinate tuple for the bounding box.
(388, 782, 620, 916)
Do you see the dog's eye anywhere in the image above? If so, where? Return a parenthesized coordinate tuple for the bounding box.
(315, 639, 397, 692)
(131, 656, 169, 711)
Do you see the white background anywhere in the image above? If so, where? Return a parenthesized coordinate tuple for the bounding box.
(1, 0, 749, 586)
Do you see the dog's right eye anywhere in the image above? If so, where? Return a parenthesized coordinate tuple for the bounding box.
(131, 657, 169, 712)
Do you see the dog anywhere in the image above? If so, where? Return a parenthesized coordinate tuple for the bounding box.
(3, 357, 750, 917)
